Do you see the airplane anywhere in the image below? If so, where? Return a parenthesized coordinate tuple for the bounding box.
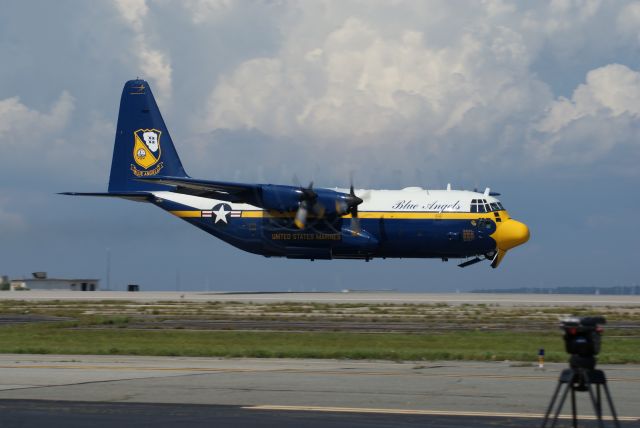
(63, 79, 529, 268)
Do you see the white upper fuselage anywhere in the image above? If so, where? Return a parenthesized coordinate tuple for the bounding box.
(340, 187, 501, 213)
(155, 187, 503, 214)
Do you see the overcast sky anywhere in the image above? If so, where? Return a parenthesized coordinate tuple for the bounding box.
(1, 0, 639, 292)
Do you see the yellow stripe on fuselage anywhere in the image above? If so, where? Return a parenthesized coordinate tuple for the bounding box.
(343, 211, 510, 220)
(169, 210, 511, 221)
(169, 210, 202, 218)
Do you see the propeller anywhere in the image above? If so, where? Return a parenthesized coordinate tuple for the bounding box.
(294, 182, 319, 229)
(347, 183, 363, 233)
(339, 175, 365, 233)
(294, 176, 366, 231)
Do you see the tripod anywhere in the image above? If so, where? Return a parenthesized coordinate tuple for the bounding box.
(542, 366, 620, 428)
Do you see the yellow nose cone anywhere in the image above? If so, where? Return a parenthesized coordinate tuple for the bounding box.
(492, 219, 530, 251)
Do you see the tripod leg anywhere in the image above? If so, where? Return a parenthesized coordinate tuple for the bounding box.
(596, 384, 602, 417)
(571, 386, 578, 428)
(542, 381, 564, 428)
(551, 383, 571, 428)
(602, 383, 621, 428)
(586, 382, 605, 428)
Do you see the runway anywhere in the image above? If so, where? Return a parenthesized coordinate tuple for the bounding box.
(2, 290, 640, 306)
(0, 355, 637, 427)
(0, 400, 544, 427)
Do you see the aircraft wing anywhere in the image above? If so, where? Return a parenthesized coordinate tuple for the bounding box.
(137, 176, 262, 204)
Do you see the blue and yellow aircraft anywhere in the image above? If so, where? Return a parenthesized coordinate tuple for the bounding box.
(63, 80, 529, 268)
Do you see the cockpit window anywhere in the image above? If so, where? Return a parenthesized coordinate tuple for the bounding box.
(471, 199, 505, 213)
(471, 200, 485, 212)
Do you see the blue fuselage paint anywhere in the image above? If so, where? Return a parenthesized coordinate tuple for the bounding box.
(154, 199, 497, 260)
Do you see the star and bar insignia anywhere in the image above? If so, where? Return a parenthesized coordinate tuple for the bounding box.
(201, 203, 241, 224)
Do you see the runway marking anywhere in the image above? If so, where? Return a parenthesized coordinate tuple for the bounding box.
(245, 405, 640, 421)
(1, 365, 639, 382)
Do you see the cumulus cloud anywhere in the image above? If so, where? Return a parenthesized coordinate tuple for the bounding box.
(0, 92, 75, 145)
(531, 64, 640, 163)
(537, 64, 640, 133)
(202, 15, 548, 147)
(0, 92, 112, 181)
(183, 0, 233, 24)
(113, 0, 148, 27)
(113, 0, 172, 103)
(188, 1, 640, 175)
(617, 2, 640, 42)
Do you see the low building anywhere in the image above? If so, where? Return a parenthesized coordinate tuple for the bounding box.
(10, 272, 100, 291)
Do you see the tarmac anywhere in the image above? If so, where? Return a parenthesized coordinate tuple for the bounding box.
(2, 290, 640, 306)
(0, 354, 637, 427)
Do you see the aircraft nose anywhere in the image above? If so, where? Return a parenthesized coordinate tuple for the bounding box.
(493, 219, 530, 251)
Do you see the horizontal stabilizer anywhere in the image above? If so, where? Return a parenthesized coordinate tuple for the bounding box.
(59, 192, 153, 202)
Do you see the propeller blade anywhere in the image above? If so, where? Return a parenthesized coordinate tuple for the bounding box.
(458, 257, 483, 268)
(347, 176, 363, 233)
(350, 217, 361, 234)
(301, 182, 316, 200)
(350, 204, 361, 233)
(294, 201, 308, 229)
(335, 199, 348, 215)
(312, 202, 325, 218)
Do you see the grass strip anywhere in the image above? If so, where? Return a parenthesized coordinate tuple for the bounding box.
(0, 322, 637, 363)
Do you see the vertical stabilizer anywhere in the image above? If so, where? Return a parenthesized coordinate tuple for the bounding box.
(108, 79, 187, 192)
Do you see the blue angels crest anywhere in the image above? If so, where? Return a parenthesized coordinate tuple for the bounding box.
(133, 129, 162, 170)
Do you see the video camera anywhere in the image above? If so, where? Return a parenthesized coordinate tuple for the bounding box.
(560, 316, 606, 370)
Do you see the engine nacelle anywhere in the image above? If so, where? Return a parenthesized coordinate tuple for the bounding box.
(259, 185, 356, 217)
(312, 188, 357, 216)
(259, 185, 302, 212)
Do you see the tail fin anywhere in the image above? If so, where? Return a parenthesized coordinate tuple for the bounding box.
(108, 79, 188, 192)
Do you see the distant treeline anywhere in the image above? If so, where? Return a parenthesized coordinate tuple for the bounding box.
(472, 286, 640, 295)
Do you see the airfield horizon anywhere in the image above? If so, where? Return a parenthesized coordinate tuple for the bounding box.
(2, 291, 640, 306)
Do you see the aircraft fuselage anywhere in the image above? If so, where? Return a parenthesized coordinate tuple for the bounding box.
(155, 188, 524, 262)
